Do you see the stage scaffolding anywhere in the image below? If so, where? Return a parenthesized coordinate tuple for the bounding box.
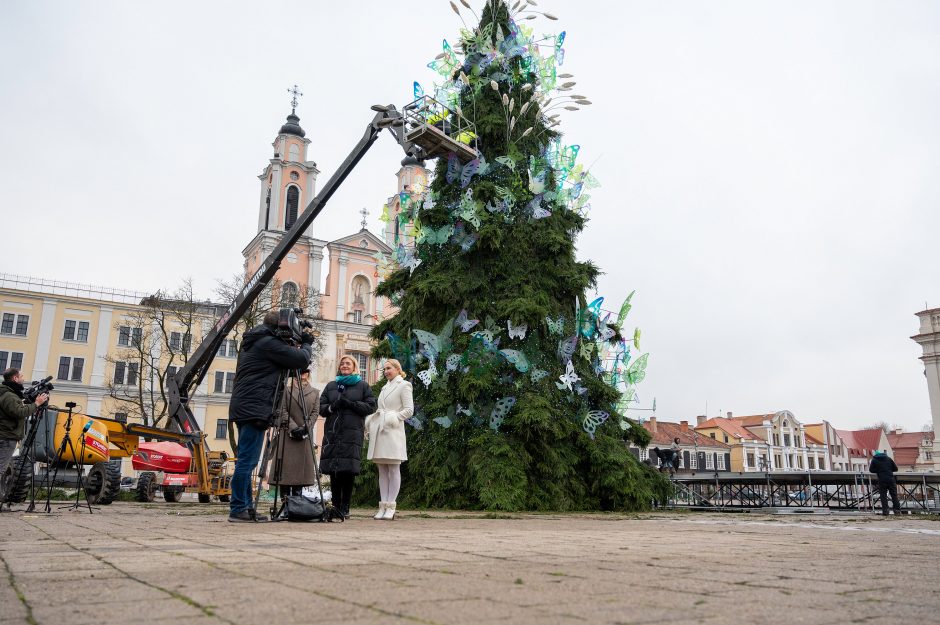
(666, 470, 940, 514)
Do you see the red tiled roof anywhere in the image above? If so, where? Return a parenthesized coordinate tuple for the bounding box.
(893, 449, 920, 467)
(804, 432, 824, 445)
(887, 431, 933, 467)
(733, 414, 772, 427)
(836, 429, 886, 455)
(643, 420, 731, 449)
(887, 431, 934, 449)
(696, 417, 763, 441)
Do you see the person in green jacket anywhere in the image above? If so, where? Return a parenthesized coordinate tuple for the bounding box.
(0, 368, 48, 500)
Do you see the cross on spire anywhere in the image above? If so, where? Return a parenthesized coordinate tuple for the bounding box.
(287, 84, 303, 113)
(360, 207, 369, 230)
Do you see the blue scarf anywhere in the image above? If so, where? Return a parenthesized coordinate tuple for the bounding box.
(336, 374, 361, 386)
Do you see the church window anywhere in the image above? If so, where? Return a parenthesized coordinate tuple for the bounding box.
(281, 282, 299, 307)
(289, 171, 300, 181)
(353, 310, 363, 324)
(285, 186, 300, 230)
(356, 353, 368, 372)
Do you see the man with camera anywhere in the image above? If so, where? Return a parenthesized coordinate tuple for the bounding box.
(0, 368, 49, 499)
(227, 310, 314, 522)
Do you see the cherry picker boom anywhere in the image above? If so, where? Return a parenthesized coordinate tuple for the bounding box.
(162, 99, 478, 500)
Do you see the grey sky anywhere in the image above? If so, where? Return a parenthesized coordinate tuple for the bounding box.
(1, 1, 937, 431)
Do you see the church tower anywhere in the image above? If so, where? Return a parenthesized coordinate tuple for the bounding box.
(912, 307, 940, 470)
(382, 155, 429, 248)
(242, 87, 326, 309)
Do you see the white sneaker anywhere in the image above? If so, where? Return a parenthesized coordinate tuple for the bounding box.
(373, 502, 387, 520)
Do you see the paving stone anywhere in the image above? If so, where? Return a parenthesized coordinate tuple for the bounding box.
(1, 504, 938, 624)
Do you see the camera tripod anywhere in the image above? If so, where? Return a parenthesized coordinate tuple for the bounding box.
(46, 402, 94, 514)
(2, 402, 53, 512)
(254, 366, 341, 522)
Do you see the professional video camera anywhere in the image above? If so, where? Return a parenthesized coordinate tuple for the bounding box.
(22, 376, 54, 404)
(276, 307, 315, 344)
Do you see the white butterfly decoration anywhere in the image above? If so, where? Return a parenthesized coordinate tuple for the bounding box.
(507, 320, 527, 340)
(555, 360, 581, 391)
(433, 415, 452, 428)
(532, 206, 552, 219)
(445, 353, 462, 372)
(455, 309, 479, 332)
(416, 363, 438, 388)
(456, 404, 473, 417)
(396, 244, 422, 276)
(582, 410, 609, 440)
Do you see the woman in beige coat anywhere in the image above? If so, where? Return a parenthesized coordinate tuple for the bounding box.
(365, 359, 413, 520)
(270, 370, 320, 497)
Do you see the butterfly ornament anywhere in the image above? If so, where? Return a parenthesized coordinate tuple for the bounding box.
(582, 410, 609, 440)
(499, 349, 530, 373)
(455, 309, 479, 332)
(556, 360, 581, 392)
(489, 396, 517, 431)
(507, 321, 527, 340)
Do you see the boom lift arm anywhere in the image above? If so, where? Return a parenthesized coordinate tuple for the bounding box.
(166, 105, 413, 434)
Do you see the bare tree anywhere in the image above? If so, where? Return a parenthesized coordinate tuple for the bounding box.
(863, 421, 900, 434)
(105, 279, 216, 429)
(214, 274, 324, 360)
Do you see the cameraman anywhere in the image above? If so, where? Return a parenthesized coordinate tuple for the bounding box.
(227, 310, 313, 523)
(0, 368, 48, 499)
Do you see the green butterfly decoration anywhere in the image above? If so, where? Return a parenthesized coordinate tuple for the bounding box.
(417, 224, 454, 245)
(625, 353, 648, 385)
(545, 316, 565, 335)
(617, 291, 635, 327)
(499, 349, 530, 373)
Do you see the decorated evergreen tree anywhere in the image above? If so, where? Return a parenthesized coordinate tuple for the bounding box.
(367, 0, 668, 511)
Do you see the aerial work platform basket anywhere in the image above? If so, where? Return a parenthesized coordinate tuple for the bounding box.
(402, 95, 479, 163)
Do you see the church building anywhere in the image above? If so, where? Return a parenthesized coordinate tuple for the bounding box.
(241, 97, 427, 387)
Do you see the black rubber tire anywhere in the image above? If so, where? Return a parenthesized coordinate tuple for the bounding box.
(198, 493, 211, 504)
(136, 472, 157, 502)
(218, 494, 230, 503)
(86, 461, 121, 505)
(3, 456, 32, 503)
(163, 486, 184, 503)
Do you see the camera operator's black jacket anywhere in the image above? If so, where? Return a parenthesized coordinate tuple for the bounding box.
(0, 382, 33, 440)
(228, 324, 312, 429)
(318, 380, 376, 474)
(869, 454, 899, 483)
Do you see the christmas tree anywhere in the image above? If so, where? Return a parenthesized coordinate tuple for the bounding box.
(367, 0, 668, 511)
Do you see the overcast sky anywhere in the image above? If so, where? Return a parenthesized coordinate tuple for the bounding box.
(2, 1, 938, 432)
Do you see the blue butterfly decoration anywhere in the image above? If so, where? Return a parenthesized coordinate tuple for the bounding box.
(447, 154, 488, 188)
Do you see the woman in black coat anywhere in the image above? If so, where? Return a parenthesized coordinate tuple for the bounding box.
(319, 354, 376, 518)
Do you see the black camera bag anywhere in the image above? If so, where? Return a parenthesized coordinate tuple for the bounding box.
(284, 495, 324, 522)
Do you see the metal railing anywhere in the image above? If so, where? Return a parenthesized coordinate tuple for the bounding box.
(0, 272, 151, 305)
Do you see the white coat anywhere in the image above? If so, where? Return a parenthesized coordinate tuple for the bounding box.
(365, 375, 414, 463)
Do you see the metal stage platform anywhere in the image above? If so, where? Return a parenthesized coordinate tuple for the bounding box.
(666, 470, 940, 514)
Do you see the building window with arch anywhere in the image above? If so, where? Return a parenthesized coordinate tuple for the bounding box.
(285, 185, 300, 230)
(281, 282, 299, 308)
(350, 275, 371, 324)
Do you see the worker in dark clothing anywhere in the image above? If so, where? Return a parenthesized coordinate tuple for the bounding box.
(869, 450, 900, 516)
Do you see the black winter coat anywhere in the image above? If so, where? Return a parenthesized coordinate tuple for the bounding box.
(869, 454, 898, 482)
(229, 324, 312, 428)
(318, 379, 376, 474)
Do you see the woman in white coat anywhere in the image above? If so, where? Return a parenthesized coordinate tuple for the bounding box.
(365, 359, 413, 520)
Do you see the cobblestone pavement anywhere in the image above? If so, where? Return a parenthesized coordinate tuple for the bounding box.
(1, 503, 938, 625)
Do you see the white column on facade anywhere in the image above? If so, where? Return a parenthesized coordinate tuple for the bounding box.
(767, 445, 775, 470)
(193, 401, 208, 431)
(89, 306, 114, 387)
(86, 396, 102, 416)
(270, 164, 283, 230)
(309, 250, 323, 295)
(375, 279, 384, 320)
(336, 255, 348, 321)
(257, 171, 269, 232)
(31, 299, 60, 380)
